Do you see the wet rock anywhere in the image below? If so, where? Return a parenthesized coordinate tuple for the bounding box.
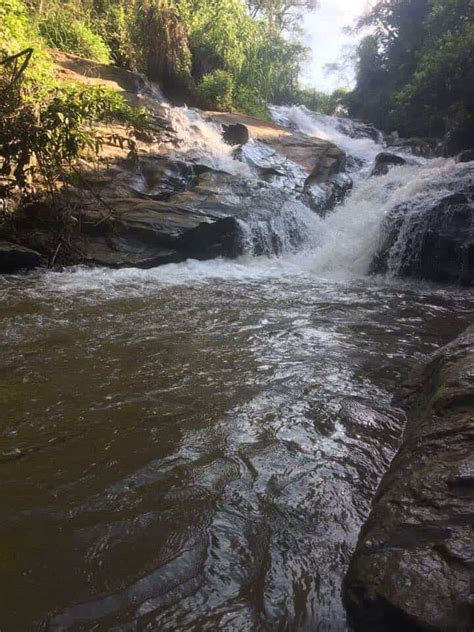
(338, 119, 382, 144)
(77, 195, 242, 268)
(222, 123, 250, 146)
(0, 241, 44, 273)
(178, 216, 244, 260)
(371, 152, 407, 177)
(303, 173, 353, 216)
(134, 157, 195, 200)
(207, 111, 346, 182)
(456, 149, 474, 164)
(370, 178, 474, 285)
(344, 326, 474, 632)
(386, 137, 439, 158)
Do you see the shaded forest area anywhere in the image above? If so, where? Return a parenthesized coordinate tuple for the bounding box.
(349, 0, 474, 150)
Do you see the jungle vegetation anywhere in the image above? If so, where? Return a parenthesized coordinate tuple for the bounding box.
(349, 0, 474, 145)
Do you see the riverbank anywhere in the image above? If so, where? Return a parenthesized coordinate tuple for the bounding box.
(344, 325, 474, 631)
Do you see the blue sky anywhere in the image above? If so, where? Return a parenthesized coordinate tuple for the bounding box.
(301, 0, 369, 92)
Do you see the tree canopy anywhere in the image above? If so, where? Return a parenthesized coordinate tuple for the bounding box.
(246, 0, 319, 32)
(348, 0, 474, 145)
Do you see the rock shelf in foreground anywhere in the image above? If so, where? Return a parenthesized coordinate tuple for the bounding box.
(344, 325, 474, 631)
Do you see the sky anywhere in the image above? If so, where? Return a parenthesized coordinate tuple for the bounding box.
(301, 0, 370, 92)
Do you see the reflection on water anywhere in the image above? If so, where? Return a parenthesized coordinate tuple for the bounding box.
(1, 261, 473, 631)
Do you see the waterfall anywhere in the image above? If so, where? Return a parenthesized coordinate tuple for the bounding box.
(146, 100, 470, 281)
(269, 105, 472, 281)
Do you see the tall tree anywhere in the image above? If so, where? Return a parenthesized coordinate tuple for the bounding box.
(348, 0, 474, 145)
(246, 0, 319, 32)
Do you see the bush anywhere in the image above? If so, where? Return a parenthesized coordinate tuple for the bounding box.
(1, 53, 148, 192)
(234, 85, 269, 119)
(0, 0, 53, 86)
(198, 70, 235, 111)
(39, 10, 111, 63)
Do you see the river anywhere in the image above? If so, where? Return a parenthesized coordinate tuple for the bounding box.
(1, 106, 473, 631)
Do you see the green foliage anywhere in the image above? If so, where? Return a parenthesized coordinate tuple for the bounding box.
(198, 70, 235, 111)
(293, 87, 349, 116)
(0, 0, 53, 86)
(246, 0, 319, 32)
(350, 0, 474, 140)
(38, 10, 112, 63)
(176, 0, 310, 116)
(0, 51, 148, 192)
(130, 1, 192, 90)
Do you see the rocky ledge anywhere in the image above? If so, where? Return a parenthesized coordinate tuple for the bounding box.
(0, 54, 348, 274)
(344, 326, 474, 631)
(370, 162, 474, 286)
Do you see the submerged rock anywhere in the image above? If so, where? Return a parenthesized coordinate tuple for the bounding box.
(0, 241, 44, 273)
(371, 152, 407, 176)
(344, 325, 474, 632)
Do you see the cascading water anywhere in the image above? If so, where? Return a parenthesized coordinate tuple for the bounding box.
(158, 102, 472, 283)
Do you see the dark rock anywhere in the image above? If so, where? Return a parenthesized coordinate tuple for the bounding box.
(386, 137, 439, 158)
(178, 216, 244, 260)
(344, 326, 474, 632)
(456, 149, 474, 164)
(370, 180, 474, 285)
(0, 241, 44, 273)
(134, 157, 195, 200)
(222, 123, 250, 146)
(371, 153, 407, 177)
(303, 173, 353, 216)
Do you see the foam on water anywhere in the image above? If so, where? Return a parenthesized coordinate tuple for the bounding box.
(167, 106, 251, 177)
(269, 104, 384, 168)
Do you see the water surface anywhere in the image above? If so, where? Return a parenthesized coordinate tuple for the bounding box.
(1, 260, 472, 631)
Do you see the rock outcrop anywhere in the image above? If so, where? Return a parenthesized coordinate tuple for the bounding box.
(371, 175, 474, 285)
(0, 54, 349, 273)
(344, 326, 474, 631)
(371, 152, 407, 176)
(206, 111, 346, 183)
(0, 241, 44, 273)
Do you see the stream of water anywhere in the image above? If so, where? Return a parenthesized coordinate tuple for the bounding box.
(1, 106, 473, 631)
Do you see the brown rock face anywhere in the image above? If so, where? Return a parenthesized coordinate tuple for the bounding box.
(344, 326, 474, 631)
(206, 111, 346, 182)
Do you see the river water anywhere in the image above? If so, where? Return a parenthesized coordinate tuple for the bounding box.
(1, 107, 473, 631)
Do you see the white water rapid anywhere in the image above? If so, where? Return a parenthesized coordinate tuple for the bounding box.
(155, 102, 468, 283)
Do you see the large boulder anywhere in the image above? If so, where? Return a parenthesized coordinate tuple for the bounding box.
(371, 152, 407, 176)
(371, 184, 474, 285)
(344, 326, 474, 631)
(222, 123, 250, 146)
(0, 241, 44, 273)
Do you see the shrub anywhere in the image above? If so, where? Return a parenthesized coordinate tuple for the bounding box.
(198, 70, 235, 111)
(0, 53, 148, 192)
(0, 0, 53, 86)
(39, 10, 112, 63)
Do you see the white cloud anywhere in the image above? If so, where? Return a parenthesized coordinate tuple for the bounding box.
(300, 0, 370, 92)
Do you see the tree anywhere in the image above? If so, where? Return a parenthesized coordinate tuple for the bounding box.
(246, 0, 319, 32)
(348, 0, 474, 144)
